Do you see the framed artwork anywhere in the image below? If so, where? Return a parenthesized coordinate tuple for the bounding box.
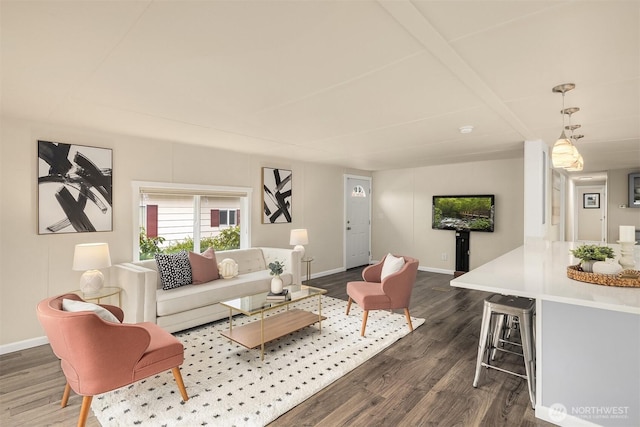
(583, 193, 600, 209)
(37, 140, 113, 234)
(262, 167, 292, 223)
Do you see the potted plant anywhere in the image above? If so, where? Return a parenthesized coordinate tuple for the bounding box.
(570, 245, 615, 272)
(268, 260, 285, 293)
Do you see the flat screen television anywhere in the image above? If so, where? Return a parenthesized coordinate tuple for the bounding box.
(432, 194, 495, 232)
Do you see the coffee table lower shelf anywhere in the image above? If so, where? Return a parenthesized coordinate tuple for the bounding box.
(221, 309, 326, 354)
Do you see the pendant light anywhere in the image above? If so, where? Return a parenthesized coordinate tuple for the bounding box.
(551, 84, 580, 168)
(562, 106, 581, 168)
(564, 106, 583, 172)
(566, 134, 584, 171)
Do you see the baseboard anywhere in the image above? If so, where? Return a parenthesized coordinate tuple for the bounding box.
(536, 404, 603, 427)
(369, 262, 454, 276)
(0, 336, 49, 355)
(310, 267, 345, 280)
(419, 266, 455, 275)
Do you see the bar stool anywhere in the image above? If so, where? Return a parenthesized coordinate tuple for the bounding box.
(473, 294, 536, 408)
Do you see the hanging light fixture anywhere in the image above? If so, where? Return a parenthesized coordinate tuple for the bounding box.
(551, 83, 580, 168)
(562, 106, 581, 168)
(566, 134, 585, 171)
(564, 105, 584, 172)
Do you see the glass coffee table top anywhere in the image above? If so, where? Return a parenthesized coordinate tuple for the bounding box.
(220, 284, 326, 315)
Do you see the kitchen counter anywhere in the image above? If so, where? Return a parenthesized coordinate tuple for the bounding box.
(451, 240, 640, 426)
(451, 240, 640, 314)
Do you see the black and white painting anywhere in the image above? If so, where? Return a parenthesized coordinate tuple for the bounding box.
(583, 192, 600, 209)
(38, 140, 113, 234)
(262, 167, 292, 223)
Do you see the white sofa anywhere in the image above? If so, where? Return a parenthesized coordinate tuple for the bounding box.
(114, 247, 301, 333)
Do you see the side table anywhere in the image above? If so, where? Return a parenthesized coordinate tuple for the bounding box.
(72, 286, 122, 307)
(301, 257, 313, 284)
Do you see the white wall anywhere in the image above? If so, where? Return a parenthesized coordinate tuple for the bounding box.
(0, 116, 368, 347)
(524, 140, 549, 239)
(371, 158, 524, 272)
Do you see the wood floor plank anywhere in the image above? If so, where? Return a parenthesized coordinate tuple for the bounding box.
(1, 268, 553, 427)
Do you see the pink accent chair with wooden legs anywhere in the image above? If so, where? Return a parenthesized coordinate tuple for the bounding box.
(36, 293, 188, 427)
(346, 255, 419, 336)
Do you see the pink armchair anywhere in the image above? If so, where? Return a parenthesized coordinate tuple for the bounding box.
(346, 255, 419, 336)
(36, 293, 188, 427)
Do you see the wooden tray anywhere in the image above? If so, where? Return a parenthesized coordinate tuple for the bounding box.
(567, 265, 640, 288)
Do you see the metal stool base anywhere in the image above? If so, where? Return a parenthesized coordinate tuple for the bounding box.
(473, 294, 536, 408)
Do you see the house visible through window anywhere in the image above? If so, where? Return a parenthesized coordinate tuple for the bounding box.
(219, 209, 237, 226)
(209, 209, 238, 227)
(135, 182, 251, 260)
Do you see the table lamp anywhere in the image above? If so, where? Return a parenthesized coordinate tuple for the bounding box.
(73, 243, 112, 294)
(290, 229, 309, 258)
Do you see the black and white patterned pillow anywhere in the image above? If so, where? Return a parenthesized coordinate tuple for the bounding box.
(155, 251, 193, 290)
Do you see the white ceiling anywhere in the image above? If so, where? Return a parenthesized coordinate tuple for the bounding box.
(2, 0, 639, 173)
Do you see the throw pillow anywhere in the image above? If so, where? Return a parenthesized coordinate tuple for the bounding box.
(62, 298, 120, 323)
(155, 251, 193, 290)
(189, 247, 220, 284)
(381, 253, 405, 280)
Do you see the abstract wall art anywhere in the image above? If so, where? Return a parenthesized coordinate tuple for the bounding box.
(262, 167, 292, 223)
(37, 140, 113, 234)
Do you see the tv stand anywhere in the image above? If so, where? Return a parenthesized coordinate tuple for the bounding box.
(454, 230, 470, 277)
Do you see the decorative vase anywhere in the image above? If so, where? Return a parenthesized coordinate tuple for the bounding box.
(618, 240, 637, 269)
(580, 260, 596, 273)
(592, 259, 623, 275)
(270, 275, 283, 294)
(218, 258, 238, 279)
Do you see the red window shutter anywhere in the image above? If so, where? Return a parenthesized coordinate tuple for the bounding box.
(146, 205, 158, 237)
(211, 209, 220, 227)
(236, 209, 240, 225)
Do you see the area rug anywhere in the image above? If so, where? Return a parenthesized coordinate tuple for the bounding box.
(91, 295, 425, 426)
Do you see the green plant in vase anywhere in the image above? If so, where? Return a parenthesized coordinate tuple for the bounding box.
(570, 245, 615, 272)
(268, 260, 285, 294)
(268, 260, 284, 276)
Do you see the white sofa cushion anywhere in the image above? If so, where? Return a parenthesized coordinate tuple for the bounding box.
(156, 270, 293, 317)
(219, 248, 268, 275)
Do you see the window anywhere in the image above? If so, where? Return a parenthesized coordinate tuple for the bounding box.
(134, 182, 252, 260)
(352, 185, 366, 197)
(216, 209, 238, 226)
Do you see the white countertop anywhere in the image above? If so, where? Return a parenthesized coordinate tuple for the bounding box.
(450, 240, 640, 314)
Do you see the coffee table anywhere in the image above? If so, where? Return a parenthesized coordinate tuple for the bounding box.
(219, 284, 327, 360)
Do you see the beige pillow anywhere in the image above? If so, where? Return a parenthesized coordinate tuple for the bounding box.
(62, 298, 120, 323)
(381, 253, 405, 280)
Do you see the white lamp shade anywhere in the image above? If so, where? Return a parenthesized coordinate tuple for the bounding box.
(290, 229, 309, 246)
(290, 229, 308, 258)
(73, 243, 112, 271)
(551, 132, 580, 168)
(566, 153, 584, 171)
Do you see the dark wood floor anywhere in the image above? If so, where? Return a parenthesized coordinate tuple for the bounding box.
(1, 268, 553, 426)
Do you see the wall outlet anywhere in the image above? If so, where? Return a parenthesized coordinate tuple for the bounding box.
(441, 252, 448, 261)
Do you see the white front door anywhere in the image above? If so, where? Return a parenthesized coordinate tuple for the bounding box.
(345, 176, 371, 269)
